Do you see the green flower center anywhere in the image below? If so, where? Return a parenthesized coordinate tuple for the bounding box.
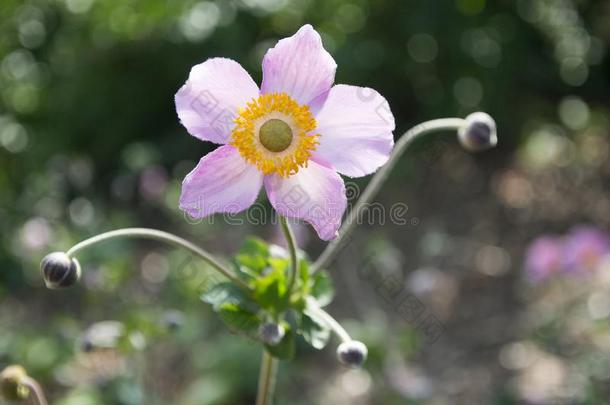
(259, 119, 293, 153)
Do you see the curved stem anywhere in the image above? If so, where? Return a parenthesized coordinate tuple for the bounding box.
(21, 376, 48, 405)
(66, 228, 250, 291)
(312, 118, 465, 273)
(255, 350, 278, 405)
(306, 298, 352, 343)
(279, 217, 298, 297)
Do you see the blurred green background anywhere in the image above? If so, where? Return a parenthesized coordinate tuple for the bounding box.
(2, 0, 610, 404)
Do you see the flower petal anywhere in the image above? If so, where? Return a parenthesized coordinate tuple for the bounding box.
(313, 85, 395, 178)
(264, 160, 346, 240)
(261, 25, 336, 106)
(175, 58, 259, 144)
(180, 145, 262, 218)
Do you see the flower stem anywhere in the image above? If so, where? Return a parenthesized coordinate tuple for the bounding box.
(312, 118, 466, 273)
(21, 376, 48, 405)
(66, 227, 250, 291)
(279, 217, 298, 297)
(255, 350, 278, 405)
(306, 297, 351, 343)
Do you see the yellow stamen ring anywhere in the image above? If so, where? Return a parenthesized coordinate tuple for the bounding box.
(230, 93, 319, 177)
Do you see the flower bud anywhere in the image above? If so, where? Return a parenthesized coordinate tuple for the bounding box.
(40, 252, 81, 289)
(458, 112, 497, 152)
(337, 340, 368, 369)
(0, 365, 29, 401)
(162, 310, 185, 332)
(259, 322, 285, 346)
(79, 321, 124, 352)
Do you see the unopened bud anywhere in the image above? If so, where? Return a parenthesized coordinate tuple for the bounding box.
(0, 365, 29, 401)
(40, 252, 81, 289)
(79, 321, 124, 352)
(337, 340, 368, 369)
(458, 112, 497, 152)
(259, 322, 285, 346)
(162, 310, 185, 332)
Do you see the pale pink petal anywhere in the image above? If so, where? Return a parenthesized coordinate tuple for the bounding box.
(175, 58, 259, 144)
(264, 161, 346, 241)
(313, 85, 395, 178)
(261, 25, 336, 106)
(180, 145, 262, 218)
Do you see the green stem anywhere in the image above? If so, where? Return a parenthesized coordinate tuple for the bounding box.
(312, 118, 466, 274)
(66, 227, 250, 291)
(22, 376, 48, 405)
(306, 297, 351, 343)
(279, 217, 298, 297)
(255, 350, 278, 405)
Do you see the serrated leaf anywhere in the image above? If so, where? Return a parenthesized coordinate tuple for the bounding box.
(201, 282, 245, 309)
(253, 261, 289, 314)
(217, 302, 261, 337)
(299, 308, 331, 350)
(265, 326, 295, 360)
(267, 257, 290, 273)
(311, 271, 334, 307)
(235, 237, 270, 274)
(201, 283, 261, 337)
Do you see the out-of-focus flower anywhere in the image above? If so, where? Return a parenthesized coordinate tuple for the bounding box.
(56, 350, 128, 386)
(524, 236, 563, 283)
(79, 321, 125, 352)
(58, 321, 128, 386)
(175, 25, 395, 240)
(562, 225, 610, 274)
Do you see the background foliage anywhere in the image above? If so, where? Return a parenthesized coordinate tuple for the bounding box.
(1, 0, 610, 404)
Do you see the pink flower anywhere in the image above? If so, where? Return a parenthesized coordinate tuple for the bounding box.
(175, 25, 395, 240)
(524, 236, 563, 283)
(562, 225, 610, 274)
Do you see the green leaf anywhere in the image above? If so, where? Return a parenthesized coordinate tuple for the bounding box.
(201, 283, 261, 337)
(311, 271, 334, 307)
(252, 262, 289, 314)
(235, 237, 270, 274)
(217, 302, 261, 337)
(201, 282, 245, 309)
(268, 257, 290, 273)
(265, 325, 295, 360)
(299, 307, 331, 350)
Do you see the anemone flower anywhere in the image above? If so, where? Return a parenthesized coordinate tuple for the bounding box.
(175, 25, 395, 240)
(562, 225, 610, 274)
(524, 236, 563, 283)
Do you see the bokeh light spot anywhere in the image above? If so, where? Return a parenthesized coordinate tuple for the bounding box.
(453, 77, 483, 107)
(558, 96, 590, 130)
(407, 33, 438, 63)
(456, 0, 486, 16)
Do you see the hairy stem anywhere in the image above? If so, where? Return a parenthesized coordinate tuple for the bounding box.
(306, 297, 352, 343)
(21, 376, 48, 405)
(312, 118, 465, 273)
(66, 227, 250, 291)
(255, 350, 278, 405)
(279, 217, 298, 297)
